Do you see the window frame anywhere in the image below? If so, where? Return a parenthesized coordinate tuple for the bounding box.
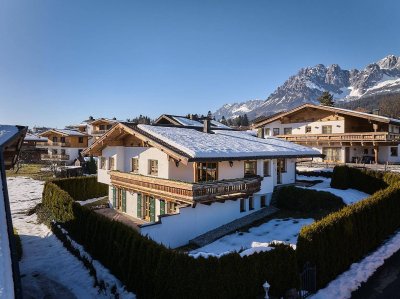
(100, 157, 106, 170)
(305, 126, 312, 133)
(196, 162, 218, 182)
(131, 158, 139, 173)
(263, 160, 271, 177)
(260, 195, 266, 208)
(272, 128, 280, 136)
(264, 128, 270, 136)
(283, 127, 292, 135)
(249, 196, 254, 210)
(148, 159, 159, 176)
(78, 137, 84, 143)
(322, 125, 332, 134)
(108, 157, 115, 170)
(390, 147, 398, 157)
(244, 160, 257, 177)
(240, 198, 246, 212)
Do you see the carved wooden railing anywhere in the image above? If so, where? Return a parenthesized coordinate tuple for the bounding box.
(91, 129, 108, 135)
(41, 142, 71, 147)
(278, 132, 400, 143)
(110, 171, 262, 203)
(41, 154, 70, 160)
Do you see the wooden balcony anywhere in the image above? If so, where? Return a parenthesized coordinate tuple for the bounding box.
(41, 154, 70, 161)
(110, 171, 262, 204)
(277, 132, 400, 144)
(91, 129, 108, 135)
(40, 142, 71, 147)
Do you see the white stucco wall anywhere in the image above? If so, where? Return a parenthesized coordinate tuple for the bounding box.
(264, 119, 344, 136)
(140, 196, 271, 248)
(378, 145, 400, 163)
(168, 161, 194, 182)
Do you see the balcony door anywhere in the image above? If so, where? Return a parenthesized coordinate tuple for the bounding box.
(276, 158, 286, 184)
(143, 195, 155, 222)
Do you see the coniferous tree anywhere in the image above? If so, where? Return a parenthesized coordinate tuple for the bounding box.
(207, 110, 212, 119)
(87, 156, 97, 174)
(318, 91, 335, 106)
(241, 114, 249, 126)
(220, 116, 228, 125)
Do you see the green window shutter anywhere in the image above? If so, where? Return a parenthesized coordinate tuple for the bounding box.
(160, 200, 165, 215)
(112, 187, 116, 208)
(150, 197, 156, 222)
(137, 193, 142, 218)
(122, 190, 126, 212)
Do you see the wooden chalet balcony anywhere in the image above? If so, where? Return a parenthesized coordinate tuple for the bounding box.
(91, 129, 108, 135)
(41, 154, 70, 161)
(41, 141, 71, 147)
(110, 171, 262, 204)
(277, 132, 400, 143)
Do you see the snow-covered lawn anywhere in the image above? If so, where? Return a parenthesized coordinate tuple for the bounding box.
(297, 166, 333, 172)
(7, 176, 135, 298)
(189, 218, 313, 258)
(311, 229, 400, 299)
(297, 175, 369, 205)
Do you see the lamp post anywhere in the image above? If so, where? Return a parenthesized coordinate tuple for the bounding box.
(263, 281, 270, 299)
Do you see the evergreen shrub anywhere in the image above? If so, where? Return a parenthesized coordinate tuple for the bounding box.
(42, 177, 299, 298)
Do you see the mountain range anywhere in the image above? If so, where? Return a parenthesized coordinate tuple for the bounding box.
(213, 55, 400, 120)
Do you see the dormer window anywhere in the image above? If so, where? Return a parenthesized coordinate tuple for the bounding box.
(131, 158, 139, 173)
(149, 160, 158, 176)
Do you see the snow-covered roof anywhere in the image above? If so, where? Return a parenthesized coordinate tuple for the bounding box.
(138, 124, 320, 159)
(210, 120, 231, 129)
(0, 125, 18, 146)
(24, 133, 48, 142)
(173, 116, 203, 127)
(41, 128, 87, 137)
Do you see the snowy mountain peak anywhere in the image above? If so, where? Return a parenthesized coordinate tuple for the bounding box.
(213, 54, 400, 120)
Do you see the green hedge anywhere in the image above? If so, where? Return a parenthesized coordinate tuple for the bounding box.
(42, 177, 299, 298)
(330, 165, 400, 194)
(276, 186, 345, 213)
(51, 176, 108, 201)
(298, 165, 400, 289)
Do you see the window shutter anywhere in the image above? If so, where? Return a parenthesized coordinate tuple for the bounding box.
(160, 200, 165, 215)
(112, 187, 116, 208)
(137, 193, 142, 218)
(150, 197, 156, 222)
(122, 190, 126, 212)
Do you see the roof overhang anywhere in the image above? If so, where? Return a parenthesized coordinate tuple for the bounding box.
(188, 153, 323, 162)
(1, 126, 28, 170)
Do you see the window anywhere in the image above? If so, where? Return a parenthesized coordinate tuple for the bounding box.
(149, 160, 158, 176)
(263, 160, 270, 177)
(99, 125, 105, 130)
(305, 126, 312, 133)
(244, 161, 257, 177)
(391, 147, 398, 157)
(277, 158, 286, 173)
(52, 136, 58, 142)
(196, 162, 218, 182)
(249, 196, 254, 210)
(107, 125, 112, 130)
(108, 157, 115, 170)
(61, 149, 66, 155)
(322, 125, 332, 134)
(78, 137, 84, 143)
(322, 148, 341, 162)
(131, 158, 139, 173)
(363, 149, 369, 155)
(273, 128, 280, 136)
(52, 149, 57, 154)
(60, 137, 66, 143)
(240, 198, 246, 212)
(264, 128, 270, 136)
(260, 195, 266, 208)
(284, 128, 292, 135)
(100, 157, 106, 170)
(167, 201, 177, 214)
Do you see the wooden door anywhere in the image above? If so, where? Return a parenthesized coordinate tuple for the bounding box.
(144, 195, 151, 221)
(117, 189, 123, 210)
(122, 190, 126, 212)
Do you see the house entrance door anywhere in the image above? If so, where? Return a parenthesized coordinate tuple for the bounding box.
(345, 147, 350, 163)
(277, 159, 284, 184)
(117, 189, 123, 210)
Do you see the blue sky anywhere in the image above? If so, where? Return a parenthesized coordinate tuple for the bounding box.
(1, 0, 399, 128)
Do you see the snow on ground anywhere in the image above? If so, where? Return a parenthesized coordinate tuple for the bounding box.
(296, 166, 333, 172)
(311, 229, 400, 299)
(77, 196, 107, 206)
(7, 176, 135, 299)
(0, 173, 14, 298)
(297, 175, 369, 205)
(189, 218, 313, 258)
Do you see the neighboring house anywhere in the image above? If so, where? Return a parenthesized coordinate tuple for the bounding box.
(20, 133, 48, 163)
(154, 114, 233, 130)
(84, 120, 320, 247)
(38, 129, 89, 165)
(0, 124, 26, 299)
(253, 104, 400, 164)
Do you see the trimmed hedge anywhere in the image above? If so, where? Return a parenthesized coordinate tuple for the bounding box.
(276, 186, 345, 213)
(42, 177, 299, 298)
(298, 166, 400, 289)
(51, 176, 108, 201)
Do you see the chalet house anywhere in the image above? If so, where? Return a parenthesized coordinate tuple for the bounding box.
(20, 133, 48, 163)
(84, 119, 320, 247)
(154, 114, 233, 130)
(0, 124, 26, 298)
(38, 129, 89, 165)
(253, 104, 400, 164)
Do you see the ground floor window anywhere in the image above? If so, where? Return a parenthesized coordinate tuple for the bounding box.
(391, 147, 398, 157)
(263, 160, 270, 177)
(249, 196, 254, 210)
(167, 201, 177, 214)
(323, 147, 341, 162)
(240, 198, 246, 212)
(260, 195, 266, 208)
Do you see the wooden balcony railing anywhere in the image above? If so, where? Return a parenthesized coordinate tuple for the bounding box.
(40, 142, 71, 147)
(277, 132, 400, 143)
(91, 129, 108, 135)
(41, 154, 70, 160)
(110, 171, 262, 203)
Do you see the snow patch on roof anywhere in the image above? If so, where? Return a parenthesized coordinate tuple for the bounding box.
(138, 125, 320, 159)
(172, 116, 202, 127)
(0, 125, 18, 146)
(24, 133, 48, 142)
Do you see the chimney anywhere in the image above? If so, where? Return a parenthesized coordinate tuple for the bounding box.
(203, 119, 211, 133)
(372, 109, 380, 116)
(257, 128, 265, 139)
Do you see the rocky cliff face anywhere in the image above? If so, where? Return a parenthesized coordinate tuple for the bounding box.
(214, 55, 400, 120)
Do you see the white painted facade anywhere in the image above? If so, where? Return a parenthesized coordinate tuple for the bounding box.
(263, 119, 345, 136)
(45, 147, 85, 164)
